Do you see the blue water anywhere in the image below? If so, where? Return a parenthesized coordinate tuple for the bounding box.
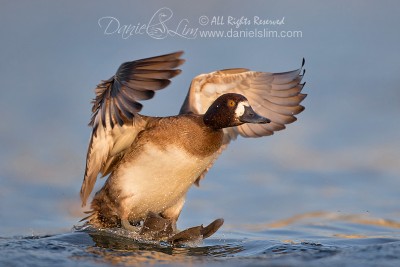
(2, 216, 400, 267)
(1, 1, 400, 266)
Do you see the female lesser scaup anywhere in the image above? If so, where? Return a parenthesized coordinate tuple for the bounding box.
(80, 51, 306, 242)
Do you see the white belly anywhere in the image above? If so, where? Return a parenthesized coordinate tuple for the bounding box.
(114, 144, 215, 220)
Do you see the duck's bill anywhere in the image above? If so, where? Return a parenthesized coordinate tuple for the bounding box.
(239, 106, 271, 124)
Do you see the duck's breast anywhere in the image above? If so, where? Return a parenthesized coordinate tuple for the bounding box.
(108, 115, 223, 220)
(115, 142, 217, 219)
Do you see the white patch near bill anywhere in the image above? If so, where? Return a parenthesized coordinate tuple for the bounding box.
(235, 101, 250, 117)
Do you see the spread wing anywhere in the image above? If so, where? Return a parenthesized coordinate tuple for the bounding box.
(180, 59, 306, 185)
(80, 51, 185, 206)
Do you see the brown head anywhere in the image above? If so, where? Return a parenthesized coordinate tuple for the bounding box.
(203, 93, 270, 130)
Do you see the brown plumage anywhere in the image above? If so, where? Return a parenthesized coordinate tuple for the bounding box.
(80, 51, 306, 237)
(86, 114, 224, 228)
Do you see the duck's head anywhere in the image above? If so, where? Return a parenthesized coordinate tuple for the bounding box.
(203, 93, 271, 130)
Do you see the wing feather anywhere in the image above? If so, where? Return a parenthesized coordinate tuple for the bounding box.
(180, 59, 306, 185)
(80, 51, 184, 206)
(81, 124, 112, 206)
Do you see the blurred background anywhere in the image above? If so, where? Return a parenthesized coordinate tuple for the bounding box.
(1, 0, 399, 237)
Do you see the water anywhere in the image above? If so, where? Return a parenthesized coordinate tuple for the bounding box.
(2, 214, 400, 267)
(1, 1, 400, 266)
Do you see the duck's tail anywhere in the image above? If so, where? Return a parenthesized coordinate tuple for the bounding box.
(79, 210, 96, 223)
(79, 194, 120, 228)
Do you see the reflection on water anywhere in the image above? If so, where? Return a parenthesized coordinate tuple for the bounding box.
(69, 212, 400, 265)
(76, 226, 245, 265)
(238, 211, 400, 231)
(1, 211, 400, 266)
(2, 1, 400, 266)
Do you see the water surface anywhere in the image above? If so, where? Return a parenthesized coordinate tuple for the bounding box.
(1, 1, 400, 266)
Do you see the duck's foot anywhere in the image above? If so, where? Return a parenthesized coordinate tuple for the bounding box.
(121, 218, 141, 233)
(168, 218, 224, 245)
(135, 212, 224, 244)
(139, 212, 174, 239)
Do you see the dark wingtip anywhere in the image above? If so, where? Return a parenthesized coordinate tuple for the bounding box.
(176, 59, 186, 67)
(171, 51, 185, 66)
(174, 50, 184, 57)
(301, 57, 305, 67)
(175, 69, 182, 75)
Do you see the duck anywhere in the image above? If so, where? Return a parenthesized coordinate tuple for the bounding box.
(80, 51, 306, 242)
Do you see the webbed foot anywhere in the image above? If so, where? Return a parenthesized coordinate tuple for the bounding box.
(134, 212, 224, 244)
(139, 212, 174, 239)
(121, 218, 140, 232)
(168, 218, 224, 245)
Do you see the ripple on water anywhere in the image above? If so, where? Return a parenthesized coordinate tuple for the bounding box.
(1, 213, 400, 267)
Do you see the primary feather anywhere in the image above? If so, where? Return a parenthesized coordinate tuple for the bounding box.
(179, 61, 306, 184)
(80, 51, 306, 205)
(80, 51, 185, 206)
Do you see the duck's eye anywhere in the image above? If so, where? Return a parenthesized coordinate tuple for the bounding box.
(227, 100, 235, 107)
